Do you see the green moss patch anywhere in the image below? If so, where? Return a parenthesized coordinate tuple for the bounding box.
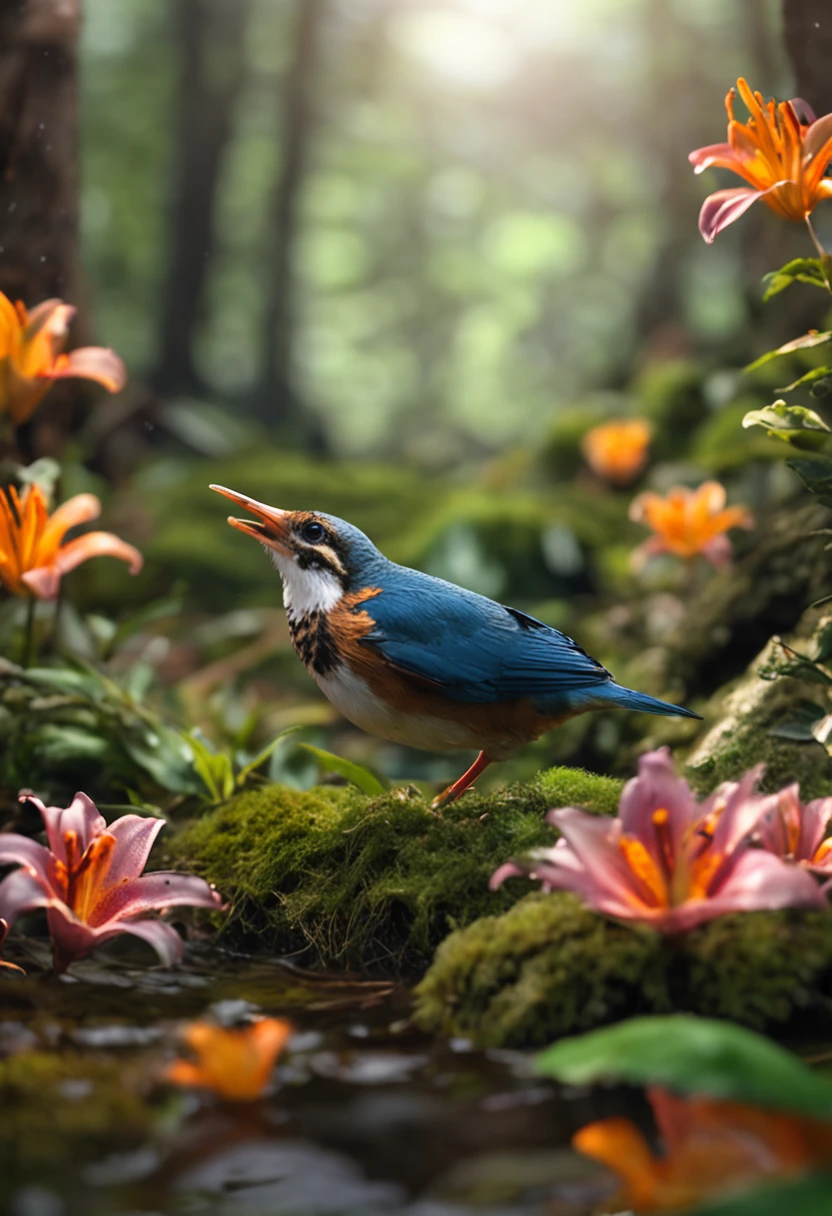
(168, 767, 623, 973)
(414, 898, 832, 1048)
(0, 1049, 153, 1178)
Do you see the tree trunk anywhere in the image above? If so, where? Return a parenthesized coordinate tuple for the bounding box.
(152, 0, 251, 398)
(783, 0, 832, 116)
(256, 0, 327, 447)
(0, 0, 81, 306)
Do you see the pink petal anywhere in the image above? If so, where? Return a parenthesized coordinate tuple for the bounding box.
(42, 346, 127, 393)
(22, 531, 143, 598)
(698, 187, 765, 244)
(792, 97, 818, 126)
(617, 748, 698, 866)
(547, 810, 655, 913)
(708, 767, 768, 858)
(699, 535, 734, 569)
(105, 815, 166, 885)
(46, 904, 104, 969)
(490, 862, 526, 890)
(688, 142, 738, 173)
(0, 868, 54, 926)
(0, 833, 55, 887)
(95, 871, 222, 925)
(117, 918, 184, 966)
(802, 798, 832, 864)
(28, 792, 106, 863)
(709, 848, 827, 916)
(805, 112, 832, 160)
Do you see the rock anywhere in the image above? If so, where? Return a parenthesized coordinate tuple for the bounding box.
(686, 608, 832, 797)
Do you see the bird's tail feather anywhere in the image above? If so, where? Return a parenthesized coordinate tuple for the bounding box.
(586, 683, 702, 719)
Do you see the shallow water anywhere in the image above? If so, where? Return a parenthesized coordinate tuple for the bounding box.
(0, 941, 632, 1216)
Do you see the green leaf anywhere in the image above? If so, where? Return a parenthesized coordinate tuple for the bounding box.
(534, 1015, 832, 1117)
(689, 1174, 832, 1216)
(787, 455, 832, 509)
(236, 725, 303, 788)
(762, 256, 830, 301)
(741, 402, 831, 451)
(746, 331, 832, 373)
(296, 743, 387, 796)
(778, 365, 832, 393)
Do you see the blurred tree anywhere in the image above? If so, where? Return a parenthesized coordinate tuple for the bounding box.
(783, 0, 832, 116)
(0, 0, 81, 304)
(256, 0, 327, 447)
(152, 0, 252, 398)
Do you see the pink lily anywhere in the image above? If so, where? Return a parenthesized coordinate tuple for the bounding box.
(0, 793, 223, 973)
(755, 787, 832, 878)
(491, 750, 827, 934)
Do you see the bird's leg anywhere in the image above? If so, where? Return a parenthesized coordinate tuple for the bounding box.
(432, 752, 492, 811)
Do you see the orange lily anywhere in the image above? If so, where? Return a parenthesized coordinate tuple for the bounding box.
(0, 482, 143, 600)
(166, 1018, 293, 1101)
(581, 419, 651, 486)
(0, 292, 126, 426)
(574, 1086, 832, 1212)
(689, 78, 832, 243)
(629, 481, 753, 569)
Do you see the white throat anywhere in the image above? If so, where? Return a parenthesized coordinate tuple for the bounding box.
(268, 546, 343, 618)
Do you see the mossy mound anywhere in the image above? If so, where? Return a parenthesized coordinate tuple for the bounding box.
(414, 896, 832, 1047)
(168, 767, 623, 973)
(0, 1049, 153, 1180)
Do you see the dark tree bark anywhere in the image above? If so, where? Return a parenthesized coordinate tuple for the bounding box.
(256, 0, 327, 446)
(783, 0, 832, 116)
(152, 0, 251, 397)
(0, 0, 81, 305)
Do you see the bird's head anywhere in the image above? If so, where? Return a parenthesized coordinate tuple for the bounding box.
(210, 485, 383, 616)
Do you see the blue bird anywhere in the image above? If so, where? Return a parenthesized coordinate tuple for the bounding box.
(211, 486, 700, 808)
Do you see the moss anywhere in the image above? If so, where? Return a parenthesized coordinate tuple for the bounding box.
(413, 893, 670, 1047)
(686, 614, 832, 799)
(413, 899, 832, 1048)
(169, 767, 623, 973)
(0, 1049, 153, 1176)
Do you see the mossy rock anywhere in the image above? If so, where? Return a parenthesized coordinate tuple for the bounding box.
(686, 610, 832, 798)
(0, 1048, 153, 1183)
(168, 767, 623, 974)
(414, 896, 832, 1047)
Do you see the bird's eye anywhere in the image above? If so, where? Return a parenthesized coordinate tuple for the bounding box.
(300, 520, 325, 544)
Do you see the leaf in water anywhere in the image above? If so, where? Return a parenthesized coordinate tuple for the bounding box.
(742, 402, 831, 450)
(761, 257, 830, 301)
(296, 743, 387, 796)
(746, 331, 832, 373)
(787, 455, 832, 509)
(688, 1173, 832, 1216)
(534, 1016, 832, 1117)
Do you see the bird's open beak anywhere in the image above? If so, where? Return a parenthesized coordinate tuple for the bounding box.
(209, 485, 291, 555)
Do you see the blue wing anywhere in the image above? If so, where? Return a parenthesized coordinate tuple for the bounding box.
(360, 569, 611, 707)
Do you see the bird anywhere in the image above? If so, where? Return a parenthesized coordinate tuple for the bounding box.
(211, 485, 701, 808)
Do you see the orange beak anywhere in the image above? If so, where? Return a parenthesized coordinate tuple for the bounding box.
(209, 484, 292, 556)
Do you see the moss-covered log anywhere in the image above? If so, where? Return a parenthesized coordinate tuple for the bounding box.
(168, 767, 623, 973)
(414, 896, 832, 1048)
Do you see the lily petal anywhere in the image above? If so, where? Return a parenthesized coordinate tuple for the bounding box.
(43, 346, 127, 393)
(117, 917, 184, 967)
(698, 187, 767, 243)
(104, 816, 167, 885)
(22, 531, 143, 599)
(28, 793, 107, 865)
(96, 871, 223, 924)
(0, 833, 54, 887)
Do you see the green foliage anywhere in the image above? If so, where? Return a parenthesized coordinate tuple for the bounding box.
(761, 257, 832, 301)
(746, 331, 832, 373)
(414, 901, 832, 1047)
(168, 766, 623, 972)
(788, 455, 832, 511)
(187, 726, 300, 804)
(689, 1175, 832, 1216)
(742, 402, 831, 451)
(535, 1014, 832, 1117)
(0, 656, 203, 806)
(297, 743, 387, 796)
